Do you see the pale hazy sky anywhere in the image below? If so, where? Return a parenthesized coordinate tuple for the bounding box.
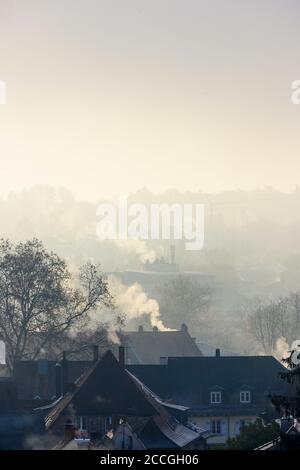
(0, 0, 300, 201)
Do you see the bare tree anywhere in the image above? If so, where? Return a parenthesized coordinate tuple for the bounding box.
(248, 298, 291, 354)
(0, 239, 113, 371)
(288, 292, 300, 334)
(156, 275, 212, 331)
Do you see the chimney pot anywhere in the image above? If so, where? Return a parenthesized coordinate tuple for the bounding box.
(64, 420, 76, 441)
(93, 345, 99, 362)
(216, 348, 221, 357)
(118, 346, 126, 368)
(61, 351, 69, 395)
(55, 363, 62, 399)
(170, 244, 175, 264)
(181, 323, 188, 333)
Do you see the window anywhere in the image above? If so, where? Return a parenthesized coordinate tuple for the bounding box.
(76, 415, 87, 431)
(211, 420, 221, 434)
(210, 391, 222, 404)
(104, 416, 112, 432)
(235, 419, 251, 435)
(240, 390, 251, 403)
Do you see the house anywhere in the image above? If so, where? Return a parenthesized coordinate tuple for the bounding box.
(0, 377, 45, 449)
(120, 324, 202, 365)
(0, 377, 17, 410)
(13, 353, 94, 401)
(255, 418, 300, 450)
(12, 324, 201, 401)
(128, 351, 288, 445)
(36, 348, 210, 450)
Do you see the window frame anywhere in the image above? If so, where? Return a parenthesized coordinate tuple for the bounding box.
(240, 390, 251, 403)
(76, 415, 88, 431)
(211, 419, 222, 434)
(210, 390, 222, 404)
(104, 415, 113, 432)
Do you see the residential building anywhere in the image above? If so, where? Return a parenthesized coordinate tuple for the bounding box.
(36, 348, 210, 450)
(128, 351, 288, 445)
(120, 323, 202, 365)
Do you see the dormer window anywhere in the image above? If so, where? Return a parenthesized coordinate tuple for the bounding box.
(210, 391, 222, 404)
(240, 390, 251, 403)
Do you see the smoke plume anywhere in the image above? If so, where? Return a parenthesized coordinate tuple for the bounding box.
(108, 275, 174, 331)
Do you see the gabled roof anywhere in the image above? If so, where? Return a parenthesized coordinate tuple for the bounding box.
(139, 415, 201, 449)
(128, 355, 288, 414)
(40, 351, 206, 449)
(42, 351, 156, 430)
(121, 326, 202, 365)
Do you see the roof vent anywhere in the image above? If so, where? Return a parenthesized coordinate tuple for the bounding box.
(181, 323, 188, 333)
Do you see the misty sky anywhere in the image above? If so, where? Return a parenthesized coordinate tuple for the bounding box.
(0, 0, 300, 201)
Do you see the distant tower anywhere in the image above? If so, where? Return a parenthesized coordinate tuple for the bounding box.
(170, 244, 175, 265)
(0, 340, 5, 365)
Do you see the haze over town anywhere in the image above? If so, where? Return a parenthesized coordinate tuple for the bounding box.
(0, 0, 300, 452)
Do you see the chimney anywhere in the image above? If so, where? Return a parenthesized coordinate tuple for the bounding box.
(55, 363, 62, 399)
(0, 340, 5, 365)
(153, 326, 158, 332)
(61, 351, 69, 395)
(138, 325, 144, 332)
(92, 345, 99, 363)
(118, 346, 126, 368)
(181, 323, 188, 333)
(215, 348, 221, 358)
(170, 244, 175, 264)
(64, 419, 76, 441)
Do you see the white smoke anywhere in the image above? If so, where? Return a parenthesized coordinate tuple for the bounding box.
(108, 276, 174, 332)
(274, 336, 290, 362)
(106, 325, 121, 345)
